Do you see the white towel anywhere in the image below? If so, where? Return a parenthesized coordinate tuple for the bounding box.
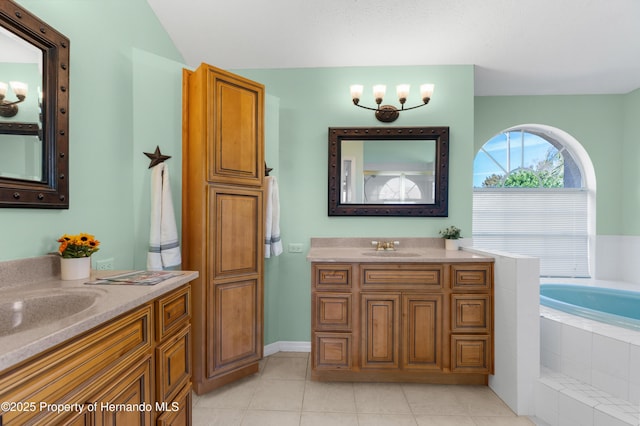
(264, 176, 283, 258)
(147, 163, 181, 270)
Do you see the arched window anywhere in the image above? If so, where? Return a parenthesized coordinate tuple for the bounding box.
(472, 125, 595, 277)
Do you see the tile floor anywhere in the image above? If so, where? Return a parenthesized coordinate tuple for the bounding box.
(192, 352, 535, 426)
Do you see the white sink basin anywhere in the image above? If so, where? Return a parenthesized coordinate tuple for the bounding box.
(0, 289, 100, 336)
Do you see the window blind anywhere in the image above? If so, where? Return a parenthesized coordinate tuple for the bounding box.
(472, 189, 590, 277)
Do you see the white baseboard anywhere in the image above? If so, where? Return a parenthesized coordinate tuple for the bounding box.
(264, 341, 311, 357)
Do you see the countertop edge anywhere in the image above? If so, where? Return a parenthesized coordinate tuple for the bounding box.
(0, 270, 198, 373)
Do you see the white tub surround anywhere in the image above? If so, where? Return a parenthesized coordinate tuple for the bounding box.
(539, 293, 640, 426)
(466, 248, 540, 416)
(0, 255, 198, 372)
(596, 235, 640, 286)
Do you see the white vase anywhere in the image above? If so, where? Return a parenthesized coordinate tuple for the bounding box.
(60, 257, 91, 280)
(445, 239, 460, 251)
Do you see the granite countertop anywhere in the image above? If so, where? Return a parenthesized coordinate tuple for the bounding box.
(306, 237, 494, 263)
(0, 257, 198, 372)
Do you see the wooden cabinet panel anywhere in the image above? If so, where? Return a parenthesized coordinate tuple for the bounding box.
(314, 293, 352, 330)
(92, 356, 153, 426)
(211, 279, 261, 374)
(452, 295, 491, 332)
(157, 325, 191, 403)
(312, 261, 493, 383)
(314, 264, 352, 290)
(207, 66, 264, 186)
(314, 333, 352, 369)
(156, 383, 192, 426)
(451, 335, 492, 373)
(0, 306, 151, 425)
(156, 285, 191, 341)
(362, 264, 443, 290)
(0, 285, 192, 426)
(403, 294, 442, 370)
(451, 263, 492, 290)
(184, 63, 264, 394)
(361, 293, 400, 369)
(210, 185, 263, 278)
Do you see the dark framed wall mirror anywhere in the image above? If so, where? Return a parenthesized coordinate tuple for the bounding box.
(328, 127, 449, 216)
(0, 0, 70, 208)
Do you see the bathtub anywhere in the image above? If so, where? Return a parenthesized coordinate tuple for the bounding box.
(537, 280, 640, 425)
(540, 283, 640, 331)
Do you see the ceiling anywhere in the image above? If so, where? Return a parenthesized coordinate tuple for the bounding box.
(146, 0, 640, 96)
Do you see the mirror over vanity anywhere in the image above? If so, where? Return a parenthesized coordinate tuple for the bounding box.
(0, 0, 70, 208)
(328, 127, 449, 216)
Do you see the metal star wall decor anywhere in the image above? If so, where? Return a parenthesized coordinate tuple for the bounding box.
(144, 146, 171, 168)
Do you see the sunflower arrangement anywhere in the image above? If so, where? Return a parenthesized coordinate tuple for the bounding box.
(57, 233, 100, 258)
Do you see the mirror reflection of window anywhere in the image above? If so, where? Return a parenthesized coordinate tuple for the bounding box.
(364, 173, 434, 204)
(341, 157, 356, 203)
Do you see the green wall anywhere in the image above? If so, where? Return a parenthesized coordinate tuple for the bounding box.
(474, 95, 627, 236)
(237, 65, 475, 343)
(622, 89, 640, 235)
(1, 0, 184, 265)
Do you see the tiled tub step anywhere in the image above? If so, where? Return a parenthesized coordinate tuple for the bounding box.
(536, 368, 639, 426)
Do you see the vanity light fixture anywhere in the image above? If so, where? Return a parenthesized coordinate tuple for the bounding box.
(350, 83, 434, 123)
(0, 81, 28, 118)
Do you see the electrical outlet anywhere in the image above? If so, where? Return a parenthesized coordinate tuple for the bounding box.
(288, 243, 304, 253)
(96, 258, 114, 270)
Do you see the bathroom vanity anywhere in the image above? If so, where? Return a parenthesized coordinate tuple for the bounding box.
(308, 238, 494, 385)
(0, 256, 197, 425)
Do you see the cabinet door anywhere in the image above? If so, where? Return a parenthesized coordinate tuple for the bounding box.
(210, 279, 262, 376)
(92, 357, 153, 426)
(206, 66, 264, 186)
(402, 294, 442, 371)
(361, 293, 400, 369)
(157, 325, 191, 403)
(209, 185, 263, 280)
(156, 384, 192, 426)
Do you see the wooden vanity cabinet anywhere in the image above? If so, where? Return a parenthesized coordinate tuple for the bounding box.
(182, 63, 265, 394)
(0, 284, 192, 426)
(311, 262, 493, 384)
(154, 285, 192, 425)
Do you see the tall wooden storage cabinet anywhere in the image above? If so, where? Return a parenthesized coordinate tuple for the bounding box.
(182, 63, 264, 394)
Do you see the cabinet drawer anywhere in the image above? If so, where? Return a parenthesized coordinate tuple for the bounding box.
(450, 335, 492, 373)
(451, 264, 492, 290)
(313, 333, 352, 370)
(451, 295, 491, 332)
(156, 285, 191, 340)
(314, 264, 352, 290)
(362, 264, 442, 289)
(157, 325, 192, 404)
(314, 293, 352, 330)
